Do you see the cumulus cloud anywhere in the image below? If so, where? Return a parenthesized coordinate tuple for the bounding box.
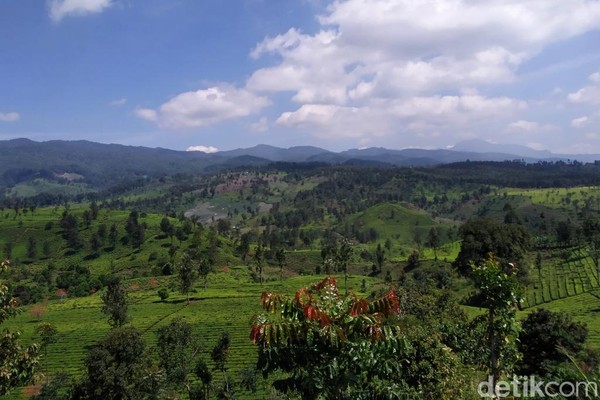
(186, 145, 219, 153)
(0, 112, 20, 122)
(48, 0, 113, 22)
(568, 71, 600, 105)
(277, 94, 526, 139)
(135, 85, 270, 129)
(134, 108, 158, 122)
(246, 0, 600, 143)
(571, 116, 589, 128)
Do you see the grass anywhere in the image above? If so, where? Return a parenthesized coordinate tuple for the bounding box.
(7, 179, 92, 198)
(524, 292, 600, 349)
(505, 186, 600, 211)
(3, 273, 382, 399)
(343, 203, 442, 242)
(521, 247, 600, 309)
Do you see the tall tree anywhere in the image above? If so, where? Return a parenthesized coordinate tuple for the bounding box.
(125, 211, 145, 248)
(89, 233, 102, 256)
(89, 201, 99, 220)
(254, 245, 264, 284)
(426, 227, 441, 261)
(237, 233, 251, 264)
(211, 331, 232, 396)
(194, 359, 212, 400)
(60, 213, 83, 251)
(0, 260, 39, 395)
(454, 217, 530, 276)
(470, 257, 522, 387)
(101, 277, 129, 327)
(108, 223, 119, 248)
(74, 327, 158, 399)
(374, 243, 385, 272)
(197, 256, 212, 289)
(518, 309, 588, 376)
(27, 236, 37, 260)
(35, 322, 58, 380)
(159, 217, 174, 240)
(250, 277, 422, 399)
(178, 252, 197, 303)
(275, 248, 286, 281)
(156, 318, 198, 387)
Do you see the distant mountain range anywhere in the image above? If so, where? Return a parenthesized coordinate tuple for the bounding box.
(0, 138, 598, 190)
(217, 139, 597, 165)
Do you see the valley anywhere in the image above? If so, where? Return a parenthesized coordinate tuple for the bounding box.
(2, 144, 600, 398)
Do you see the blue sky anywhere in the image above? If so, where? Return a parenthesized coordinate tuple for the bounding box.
(2, 0, 600, 153)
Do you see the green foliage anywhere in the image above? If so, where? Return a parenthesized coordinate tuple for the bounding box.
(519, 308, 588, 376)
(8, 161, 600, 398)
(253, 245, 264, 284)
(156, 318, 197, 385)
(157, 288, 169, 302)
(74, 327, 159, 399)
(101, 277, 129, 327)
(125, 211, 145, 248)
(211, 331, 233, 397)
(35, 322, 57, 352)
(251, 277, 409, 399)
(374, 243, 385, 272)
(211, 331, 231, 373)
(454, 217, 530, 277)
(470, 257, 522, 384)
(194, 359, 212, 399)
(30, 372, 75, 400)
(177, 252, 198, 302)
(197, 256, 212, 289)
(0, 260, 40, 396)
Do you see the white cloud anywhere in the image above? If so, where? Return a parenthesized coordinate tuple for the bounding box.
(246, 0, 600, 144)
(109, 98, 127, 106)
(568, 71, 600, 104)
(48, 0, 113, 22)
(508, 120, 555, 133)
(134, 108, 158, 122)
(135, 85, 270, 129)
(186, 145, 219, 153)
(571, 116, 589, 128)
(0, 112, 20, 122)
(277, 94, 526, 140)
(250, 117, 269, 133)
(250, 0, 600, 98)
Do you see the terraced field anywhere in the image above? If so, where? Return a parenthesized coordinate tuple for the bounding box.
(529, 291, 600, 349)
(4, 272, 381, 399)
(522, 247, 600, 309)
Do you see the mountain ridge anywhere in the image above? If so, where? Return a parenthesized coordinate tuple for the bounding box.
(1, 138, 598, 191)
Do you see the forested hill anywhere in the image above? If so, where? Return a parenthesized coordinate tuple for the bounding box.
(0, 139, 217, 189)
(3, 138, 600, 195)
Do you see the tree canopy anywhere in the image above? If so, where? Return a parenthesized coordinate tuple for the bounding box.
(0, 260, 39, 395)
(454, 217, 530, 276)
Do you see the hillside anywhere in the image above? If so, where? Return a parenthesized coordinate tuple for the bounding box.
(2, 159, 600, 399)
(3, 138, 600, 196)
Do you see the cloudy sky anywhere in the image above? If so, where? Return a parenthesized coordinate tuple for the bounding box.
(2, 0, 600, 153)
